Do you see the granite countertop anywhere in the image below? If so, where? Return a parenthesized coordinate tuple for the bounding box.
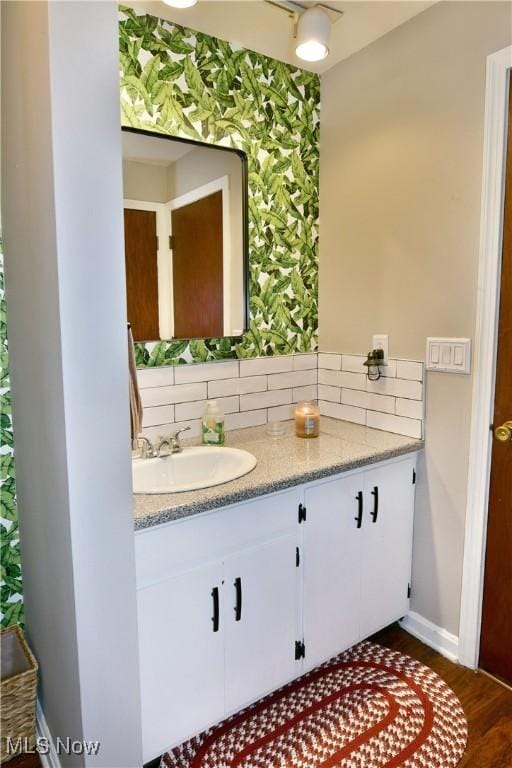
(133, 417, 423, 530)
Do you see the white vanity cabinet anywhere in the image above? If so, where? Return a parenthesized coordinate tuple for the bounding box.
(135, 453, 417, 763)
(135, 489, 302, 763)
(302, 456, 416, 672)
(223, 532, 299, 713)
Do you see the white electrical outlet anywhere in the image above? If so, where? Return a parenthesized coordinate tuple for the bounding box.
(372, 334, 389, 365)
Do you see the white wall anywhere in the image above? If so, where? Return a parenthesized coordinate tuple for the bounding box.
(2, 2, 142, 765)
(123, 159, 169, 202)
(319, 1, 512, 637)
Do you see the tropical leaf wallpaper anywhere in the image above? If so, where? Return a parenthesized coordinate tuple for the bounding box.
(0, 240, 24, 627)
(119, 7, 320, 367)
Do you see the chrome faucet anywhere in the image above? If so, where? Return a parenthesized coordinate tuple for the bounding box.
(135, 436, 157, 459)
(169, 426, 191, 454)
(136, 426, 192, 459)
(155, 426, 192, 457)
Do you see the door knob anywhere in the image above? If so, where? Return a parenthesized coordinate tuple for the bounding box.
(494, 421, 512, 443)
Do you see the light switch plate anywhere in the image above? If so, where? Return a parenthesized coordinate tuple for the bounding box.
(372, 334, 389, 365)
(426, 337, 471, 374)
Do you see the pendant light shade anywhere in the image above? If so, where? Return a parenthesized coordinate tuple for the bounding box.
(295, 6, 330, 62)
(162, 0, 198, 7)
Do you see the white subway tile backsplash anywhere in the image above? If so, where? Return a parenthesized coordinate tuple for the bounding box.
(381, 359, 397, 377)
(142, 405, 174, 427)
(167, 419, 202, 439)
(175, 396, 239, 422)
(341, 389, 395, 415)
(240, 389, 292, 411)
(208, 375, 267, 398)
(138, 366, 174, 388)
(239, 356, 293, 377)
(341, 355, 366, 374)
(319, 400, 366, 425)
(293, 385, 317, 402)
(396, 360, 423, 381)
(318, 384, 341, 403)
(396, 398, 424, 420)
(267, 404, 294, 422)
(140, 382, 207, 407)
(173, 360, 239, 385)
(292, 354, 317, 371)
(318, 369, 367, 390)
(268, 369, 317, 391)
(135, 351, 424, 442)
(140, 423, 174, 442)
(367, 377, 422, 401)
(318, 369, 342, 387)
(318, 353, 342, 371)
(225, 410, 267, 431)
(366, 411, 422, 439)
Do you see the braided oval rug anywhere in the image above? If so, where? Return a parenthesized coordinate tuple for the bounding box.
(161, 640, 468, 768)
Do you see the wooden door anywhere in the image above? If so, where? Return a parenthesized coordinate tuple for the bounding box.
(171, 191, 223, 339)
(302, 474, 364, 671)
(224, 533, 299, 715)
(123, 208, 159, 341)
(137, 562, 225, 762)
(479, 79, 512, 687)
(360, 458, 416, 638)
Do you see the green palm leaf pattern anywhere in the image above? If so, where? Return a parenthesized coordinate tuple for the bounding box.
(119, 6, 320, 367)
(0, 239, 24, 627)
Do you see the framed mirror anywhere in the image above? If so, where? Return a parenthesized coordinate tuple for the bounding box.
(122, 127, 249, 342)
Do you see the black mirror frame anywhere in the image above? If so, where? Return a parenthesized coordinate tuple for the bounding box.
(121, 125, 250, 340)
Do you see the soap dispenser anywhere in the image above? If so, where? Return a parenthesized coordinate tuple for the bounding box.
(202, 400, 225, 446)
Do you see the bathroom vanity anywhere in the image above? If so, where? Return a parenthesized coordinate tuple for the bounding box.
(133, 418, 421, 763)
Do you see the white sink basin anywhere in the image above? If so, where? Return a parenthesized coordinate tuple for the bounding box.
(132, 446, 257, 494)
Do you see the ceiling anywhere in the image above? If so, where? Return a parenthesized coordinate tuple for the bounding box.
(122, 131, 193, 166)
(127, 0, 436, 74)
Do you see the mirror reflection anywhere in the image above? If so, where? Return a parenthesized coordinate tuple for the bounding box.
(122, 128, 248, 342)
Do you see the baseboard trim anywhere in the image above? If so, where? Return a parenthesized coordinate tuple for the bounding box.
(400, 611, 459, 663)
(36, 700, 61, 768)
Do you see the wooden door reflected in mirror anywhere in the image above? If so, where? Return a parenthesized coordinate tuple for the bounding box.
(121, 127, 248, 342)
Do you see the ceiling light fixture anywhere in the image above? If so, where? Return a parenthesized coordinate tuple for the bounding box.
(264, 2, 342, 64)
(295, 6, 330, 62)
(162, 0, 198, 8)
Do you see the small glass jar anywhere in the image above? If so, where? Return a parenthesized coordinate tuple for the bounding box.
(294, 401, 320, 439)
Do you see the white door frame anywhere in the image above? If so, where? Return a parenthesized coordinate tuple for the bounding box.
(168, 176, 232, 336)
(123, 198, 174, 339)
(459, 45, 512, 669)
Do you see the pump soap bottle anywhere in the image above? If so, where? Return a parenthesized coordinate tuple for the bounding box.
(202, 400, 225, 446)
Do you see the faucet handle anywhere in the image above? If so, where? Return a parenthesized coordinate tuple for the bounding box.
(170, 425, 191, 452)
(171, 426, 191, 439)
(136, 436, 155, 459)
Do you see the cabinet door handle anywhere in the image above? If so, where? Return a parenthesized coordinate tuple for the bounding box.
(371, 486, 379, 523)
(354, 491, 363, 528)
(211, 587, 220, 632)
(234, 577, 242, 622)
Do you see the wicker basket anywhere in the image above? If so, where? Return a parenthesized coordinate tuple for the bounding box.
(1, 625, 38, 763)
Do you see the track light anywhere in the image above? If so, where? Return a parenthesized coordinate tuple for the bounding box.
(162, 0, 198, 8)
(295, 6, 331, 62)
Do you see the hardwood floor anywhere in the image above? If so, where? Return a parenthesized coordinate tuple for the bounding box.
(372, 624, 512, 768)
(5, 626, 512, 768)
(1, 753, 41, 768)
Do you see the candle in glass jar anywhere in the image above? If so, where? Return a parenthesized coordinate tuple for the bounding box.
(294, 401, 320, 438)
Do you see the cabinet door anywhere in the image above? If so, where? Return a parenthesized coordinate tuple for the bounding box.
(137, 562, 224, 763)
(303, 474, 364, 671)
(360, 458, 416, 638)
(224, 533, 299, 714)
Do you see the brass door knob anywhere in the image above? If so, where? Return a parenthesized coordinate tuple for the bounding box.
(494, 421, 512, 442)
